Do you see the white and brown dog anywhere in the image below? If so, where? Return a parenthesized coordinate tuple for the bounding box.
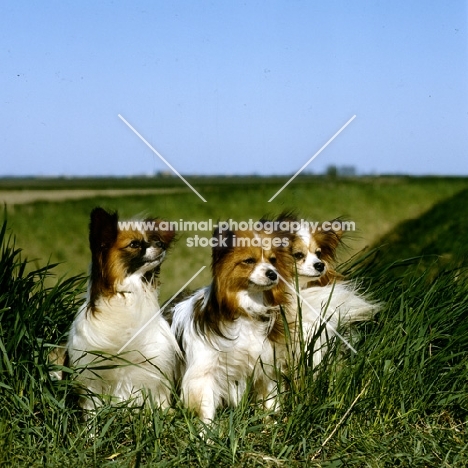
(67, 207, 179, 410)
(276, 212, 379, 367)
(170, 226, 294, 423)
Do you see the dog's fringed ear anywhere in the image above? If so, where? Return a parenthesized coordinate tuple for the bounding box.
(313, 218, 344, 265)
(275, 210, 299, 224)
(212, 224, 235, 265)
(88, 208, 119, 309)
(89, 207, 119, 253)
(316, 218, 343, 247)
(328, 218, 344, 240)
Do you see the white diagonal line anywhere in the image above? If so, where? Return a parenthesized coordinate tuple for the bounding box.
(117, 265, 207, 354)
(118, 114, 207, 203)
(268, 115, 357, 202)
(277, 272, 357, 354)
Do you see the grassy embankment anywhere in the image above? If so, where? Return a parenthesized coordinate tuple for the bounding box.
(0, 176, 467, 466)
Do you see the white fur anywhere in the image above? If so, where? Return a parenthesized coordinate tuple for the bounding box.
(171, 286, 286, 423)
(294, 282, 380, 367)
(297, 226, 311, 246)
(67, 273, 179, 411)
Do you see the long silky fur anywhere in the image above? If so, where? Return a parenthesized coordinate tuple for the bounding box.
(170, 226, 295, 422)
(67, 207, 179, 411)
(192, 227, 294, 341)
(295, 281, 381, 367)
(274, 211, 380, 367)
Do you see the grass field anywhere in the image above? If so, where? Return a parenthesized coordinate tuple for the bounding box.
(0, 175, 467, 466)
(2, 175, 467, 301)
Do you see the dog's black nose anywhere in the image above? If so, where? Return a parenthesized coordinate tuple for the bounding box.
(314, 262, 325, 273)
(266, 269, 277, 281)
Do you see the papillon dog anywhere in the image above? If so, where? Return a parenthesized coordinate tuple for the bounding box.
(67, 207, 179, 411)
(275, 213, 379, 367)
(170, 226, 293, 423)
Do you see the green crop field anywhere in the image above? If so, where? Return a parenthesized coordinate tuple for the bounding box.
(0, 175, 467, 466)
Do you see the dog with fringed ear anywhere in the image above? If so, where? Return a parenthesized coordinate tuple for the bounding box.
(67, 207, 180, 411)
(169, 223, 294, 423)
(274, 211, 380, 368)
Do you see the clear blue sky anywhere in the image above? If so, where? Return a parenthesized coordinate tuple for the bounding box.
(1, 1, 467, 177)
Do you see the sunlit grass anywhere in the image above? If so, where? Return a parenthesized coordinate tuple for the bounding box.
(4, 175, 467, 301)
(1, 179, 468, 466)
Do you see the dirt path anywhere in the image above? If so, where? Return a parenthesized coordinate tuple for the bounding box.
(0, 188, 189, 205)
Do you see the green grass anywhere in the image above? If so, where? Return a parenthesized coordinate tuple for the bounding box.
(364, 187, 468, 281)
(3, 175, 468, 301)
(0, 177, 467, 466)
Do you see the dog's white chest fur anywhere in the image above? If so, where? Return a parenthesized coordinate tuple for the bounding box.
(68, 276, 178, 410)
(172, 287, 281, 422)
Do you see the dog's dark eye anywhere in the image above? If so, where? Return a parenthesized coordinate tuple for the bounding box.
(128, 240, 141, 249)
(243, 257, 256, 265)
(293, 252, 305, 260)
(315, 249, 322, 259)
(154, 240, 165, 249)
(269, 257, 277, 264)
